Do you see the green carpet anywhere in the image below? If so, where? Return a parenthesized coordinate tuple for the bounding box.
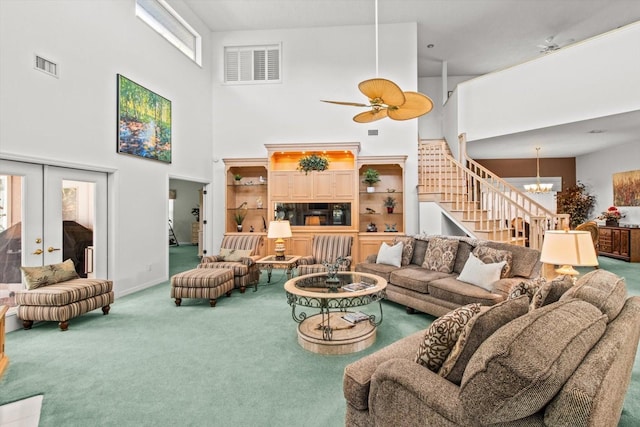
(1, 246, 639, 426)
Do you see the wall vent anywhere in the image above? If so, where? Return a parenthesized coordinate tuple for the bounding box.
(34, 55, 58, 78)
(224, 44, 281, 84)
(368, 129, 379, 136)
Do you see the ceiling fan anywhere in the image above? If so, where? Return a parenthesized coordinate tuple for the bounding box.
(321, 0, 433, 123)
(322, 78, 433, 123)
(538, 35, 575, 53)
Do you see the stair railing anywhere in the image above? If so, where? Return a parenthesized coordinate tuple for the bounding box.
(418, 138, 569, 249)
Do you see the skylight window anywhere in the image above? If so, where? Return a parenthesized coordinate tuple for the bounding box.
(136, 0, 201, 66)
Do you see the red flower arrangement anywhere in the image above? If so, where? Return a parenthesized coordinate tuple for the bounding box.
(597, 206, 625, 221)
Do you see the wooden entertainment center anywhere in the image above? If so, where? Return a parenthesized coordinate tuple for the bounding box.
(223, 143, 407, 263)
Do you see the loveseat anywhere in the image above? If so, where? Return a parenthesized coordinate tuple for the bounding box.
(343, 269, 640, 426)
(355, 235, 541, 317)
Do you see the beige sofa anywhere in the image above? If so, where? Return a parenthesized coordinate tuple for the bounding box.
(355, 235, 541, 317)
(344, 269, 640, 426)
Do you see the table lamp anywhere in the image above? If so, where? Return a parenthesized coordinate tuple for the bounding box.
(268, 220, 292, 260)
(540, 230, 599, 282)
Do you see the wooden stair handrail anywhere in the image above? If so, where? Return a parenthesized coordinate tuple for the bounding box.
(418, 139, 570, 249)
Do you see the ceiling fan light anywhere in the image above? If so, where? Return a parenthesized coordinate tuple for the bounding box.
(359, 78, 405, 106)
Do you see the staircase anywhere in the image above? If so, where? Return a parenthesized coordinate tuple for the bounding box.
(417, 137, 569, 250)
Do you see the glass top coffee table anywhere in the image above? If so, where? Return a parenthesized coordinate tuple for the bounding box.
(284, 272, 387, 354)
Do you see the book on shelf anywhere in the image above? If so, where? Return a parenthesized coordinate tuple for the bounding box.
(342, 311, 370, 324)
(341, 282, 375, 292)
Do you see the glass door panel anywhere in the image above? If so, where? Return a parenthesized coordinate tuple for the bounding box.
(0, 161, 44, 312)
(0, 161, 108, 314)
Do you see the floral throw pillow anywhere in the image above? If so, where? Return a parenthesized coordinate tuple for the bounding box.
(530, 275, 574, 309)
(220, 248, 253, 262)
(472, 246, 513, 278)
(21, 259, 79, 290)
(439, 296, 530, 384)
(415, 303, 481, 372)
(393, 236, 415, 266)
(422, 237, 459, 273)
(507, 276, 546, 302)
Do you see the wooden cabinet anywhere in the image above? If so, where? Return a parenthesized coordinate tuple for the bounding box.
(357, 158, 406, 234)
(226, 145, 407, 262)
(599, 226, 640, 262)
(273, 170, 355, 201)
(357, 156, 407, 264)
(223, 159, 269, 234)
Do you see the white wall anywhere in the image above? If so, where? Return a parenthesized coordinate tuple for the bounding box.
(457, 21, 640, 142)
(209, 23, 421, 246)
(578, 140, 640, 225)
(0, 0, 213, 296)
(418, 75, 475, 141)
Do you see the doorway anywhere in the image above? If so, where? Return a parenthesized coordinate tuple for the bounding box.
(168, 179, 207, 270)
(0, 160, 108, 315)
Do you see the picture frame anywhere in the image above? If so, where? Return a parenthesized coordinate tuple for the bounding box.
(613, 170, 640, 206)
(117, 74, 172, 163)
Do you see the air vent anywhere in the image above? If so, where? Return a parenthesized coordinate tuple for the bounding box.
(368, 129, 379, 136)
(224, 44, 281, 84)
(34, 55, 58, 78)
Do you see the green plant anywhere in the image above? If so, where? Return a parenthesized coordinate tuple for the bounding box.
(297, 153, 329, 175)
(233, 174, 242, 181)
(556, 181, 596, 228)
(362, 168, 381, 186)
(383, 196, 397, 208)
(234, 201, 248, 225)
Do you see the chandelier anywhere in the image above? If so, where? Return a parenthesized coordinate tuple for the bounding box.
(524, 147, 553, 193)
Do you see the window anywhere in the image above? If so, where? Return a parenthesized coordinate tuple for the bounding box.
(136, 0, 201, 66)
(224, 44, 281, 84)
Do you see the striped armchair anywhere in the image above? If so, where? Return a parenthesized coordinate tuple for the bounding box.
(297, 235, 353, 276)
(198, 234, 264, 293)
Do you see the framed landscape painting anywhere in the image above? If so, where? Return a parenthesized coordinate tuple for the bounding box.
(613, 170, 640, 206)
(117, 74, 172, 163)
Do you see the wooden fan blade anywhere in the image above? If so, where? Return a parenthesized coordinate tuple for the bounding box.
(353, 108, 388, 123)
(387, 91, 434, 121)
(358, 78, 405, 106)
(321, 100, 369, 107)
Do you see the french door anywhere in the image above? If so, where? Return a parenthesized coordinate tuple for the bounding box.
(0, 160, 108, 311)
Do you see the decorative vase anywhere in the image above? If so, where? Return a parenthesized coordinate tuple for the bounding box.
(386, 207, 394, 214)
(236, 224, 243, 232)
(367, 187, 375, 193)
(605, 220, 619, 227)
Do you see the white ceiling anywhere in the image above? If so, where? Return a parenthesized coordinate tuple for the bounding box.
(183, 0, 640, 159)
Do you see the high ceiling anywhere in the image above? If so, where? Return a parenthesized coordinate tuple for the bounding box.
(184, 0, 640, 158)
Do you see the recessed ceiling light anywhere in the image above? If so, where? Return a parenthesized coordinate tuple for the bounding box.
(427, 44, 435, 48)
(588, 129, 605, 134)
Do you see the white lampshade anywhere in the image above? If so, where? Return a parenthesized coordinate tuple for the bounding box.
(540, 230, 599, 276)
(267, 220, 292, 260)
(267, 220, 292, 239)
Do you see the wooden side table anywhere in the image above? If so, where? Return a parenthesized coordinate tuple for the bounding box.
(256, 255, 301, 283)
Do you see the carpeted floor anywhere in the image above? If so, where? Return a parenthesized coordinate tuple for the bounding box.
(1, 245, 639, 426)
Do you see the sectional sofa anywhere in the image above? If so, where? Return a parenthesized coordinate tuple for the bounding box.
(355, 235, 541, 317)
(343, 269, 640, 426)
